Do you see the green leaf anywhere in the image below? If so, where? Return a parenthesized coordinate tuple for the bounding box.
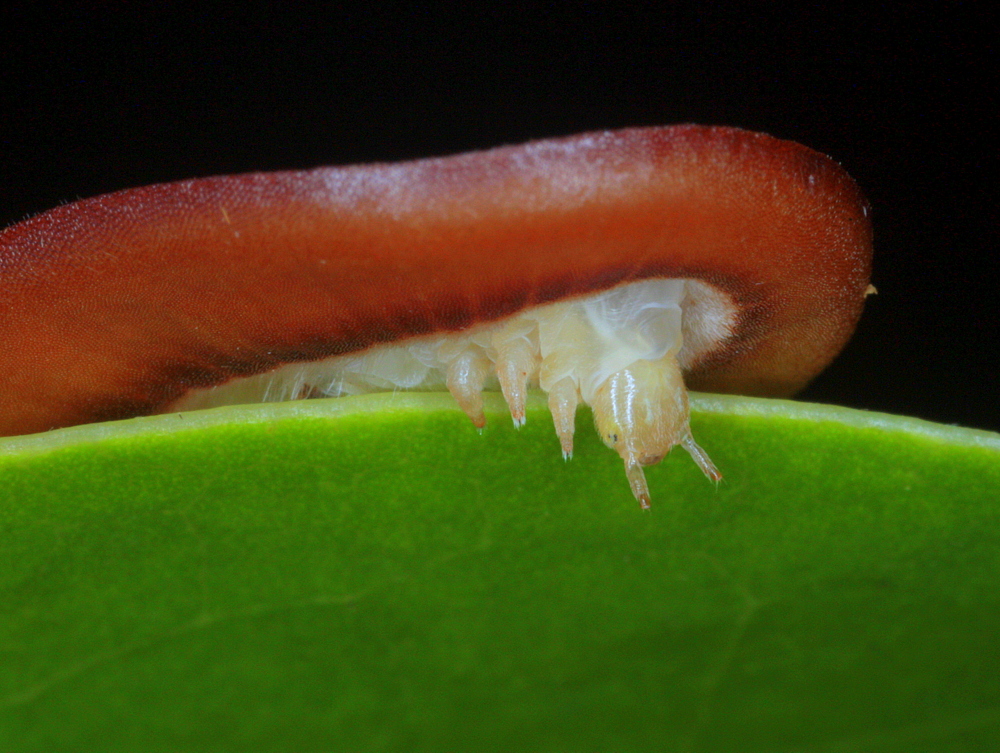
(3, 393, 1000, 752)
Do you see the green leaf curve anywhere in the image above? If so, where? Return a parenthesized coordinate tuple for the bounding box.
(2, 393, 1000, 752)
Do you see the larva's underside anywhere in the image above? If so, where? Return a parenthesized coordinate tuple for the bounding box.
(0, 125, 873, 506)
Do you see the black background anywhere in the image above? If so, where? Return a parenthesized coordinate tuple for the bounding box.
(2, 5, 996, 431)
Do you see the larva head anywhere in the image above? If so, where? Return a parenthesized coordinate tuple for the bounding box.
(591, 355, 687, 468)
(590, 353, 720, 509)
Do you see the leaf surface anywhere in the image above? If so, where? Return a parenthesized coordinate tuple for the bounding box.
(2, 394, 1000, 752)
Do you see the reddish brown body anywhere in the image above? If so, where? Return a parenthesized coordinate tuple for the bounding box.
(0, 126, 871, 437)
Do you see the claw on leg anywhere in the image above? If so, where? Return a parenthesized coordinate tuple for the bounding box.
(547, 377, 579, 459)
(494, 335, 537, 428)
(443, 347, 491, 429)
